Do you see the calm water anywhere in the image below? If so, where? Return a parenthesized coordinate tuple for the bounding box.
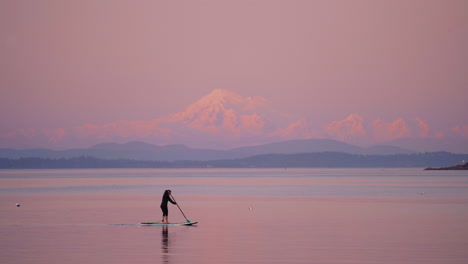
(1, 168, 467, 264)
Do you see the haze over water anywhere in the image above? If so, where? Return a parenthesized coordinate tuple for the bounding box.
(1, 168, 467, 264)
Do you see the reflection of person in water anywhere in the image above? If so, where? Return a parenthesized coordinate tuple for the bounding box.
(161, 226, 169, 263)
(160, 190, 176, 223)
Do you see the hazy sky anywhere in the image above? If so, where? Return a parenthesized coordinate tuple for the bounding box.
(1, 0, 467, 148)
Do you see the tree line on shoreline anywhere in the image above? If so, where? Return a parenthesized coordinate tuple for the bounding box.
(0, 152, 466, 169)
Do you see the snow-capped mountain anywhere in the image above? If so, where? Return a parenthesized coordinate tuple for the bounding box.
(1, 88, 467, 152)
(157, 89, 303, 145)
(37, 89, 308, 149)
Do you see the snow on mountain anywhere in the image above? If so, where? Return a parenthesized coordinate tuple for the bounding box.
(324, 114, 367, 140)
(162, 89, 299, 139)
(270, 118, 315, 139)
(3, 88, 465, 152)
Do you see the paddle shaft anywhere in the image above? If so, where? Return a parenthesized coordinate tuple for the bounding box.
(170, 194, 190, 222)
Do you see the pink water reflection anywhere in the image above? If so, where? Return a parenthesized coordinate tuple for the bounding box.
(1, 170, 468, 264)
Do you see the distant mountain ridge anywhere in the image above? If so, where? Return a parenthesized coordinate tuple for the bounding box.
(1, 152, 465, 169)
(2, 89, 468, 153)
(0, 139, 417, 161)
(385, 138, 468, 154)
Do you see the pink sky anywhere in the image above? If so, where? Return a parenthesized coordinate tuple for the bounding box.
(0, 0, 467, 149)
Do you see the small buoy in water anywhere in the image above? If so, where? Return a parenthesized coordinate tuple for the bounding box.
(16, 203, 20, 207)
(248, 205, 253, 210)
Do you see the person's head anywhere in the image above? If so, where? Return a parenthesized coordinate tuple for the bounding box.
(164, 190, 171, 195)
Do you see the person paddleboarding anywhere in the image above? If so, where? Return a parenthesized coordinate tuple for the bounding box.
(160, 190, 177, 223)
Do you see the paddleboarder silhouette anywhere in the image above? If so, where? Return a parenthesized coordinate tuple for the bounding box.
(160, 190, 177, 223)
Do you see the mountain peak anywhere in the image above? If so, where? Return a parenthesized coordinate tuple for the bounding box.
(270, 118, 313, 139)
(166, 89, 278, 137)
(346, 113, 364, 122)
(200, 89, 243, 105)
(196, 89, 269, 109)
(208, 88, 239, 97)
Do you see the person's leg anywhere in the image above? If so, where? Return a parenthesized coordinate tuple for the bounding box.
(161, 206, 168, 222)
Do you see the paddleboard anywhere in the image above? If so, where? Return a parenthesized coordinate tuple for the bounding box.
(139, 221, 198, 226)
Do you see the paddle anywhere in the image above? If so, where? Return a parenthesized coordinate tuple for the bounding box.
(170, 194, 191, 223)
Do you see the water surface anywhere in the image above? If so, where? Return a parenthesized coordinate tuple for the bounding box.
(1, 168, 467, 263)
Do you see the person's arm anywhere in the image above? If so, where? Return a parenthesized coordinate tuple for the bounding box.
(169, 197, 177, 204)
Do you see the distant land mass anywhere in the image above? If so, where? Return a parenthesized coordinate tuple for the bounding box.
(0, 152, 466, 169)
(0, 139, 416, 161)
(424, 162, 468, 170)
